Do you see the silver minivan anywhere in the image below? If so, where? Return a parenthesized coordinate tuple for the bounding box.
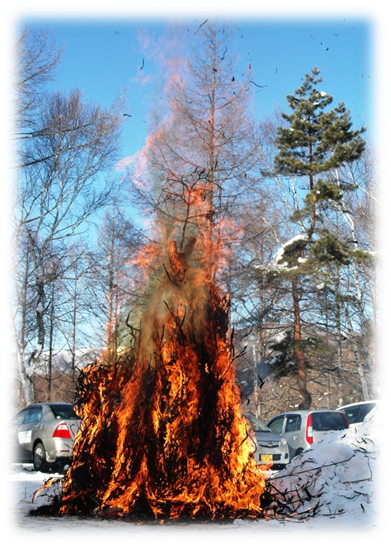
(245, 415, 290, 469)
(267, 410, 349, 458)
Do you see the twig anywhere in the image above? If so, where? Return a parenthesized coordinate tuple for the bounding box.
(163, 301, 187, 341)
(268, 454, 356, 481)
(163, 263, 181, 286)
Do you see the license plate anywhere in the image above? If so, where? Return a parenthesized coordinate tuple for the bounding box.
(260, 453, 273, 463)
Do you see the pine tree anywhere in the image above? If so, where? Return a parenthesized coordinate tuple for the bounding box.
(273, 67, 366, 409)
(275, 67, 365, 234)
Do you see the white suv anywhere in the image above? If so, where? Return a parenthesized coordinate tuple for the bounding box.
(267, 409, 349, 458)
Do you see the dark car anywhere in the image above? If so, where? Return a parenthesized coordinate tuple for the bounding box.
(337, 400, 378, 425)
(12, 402, 81, 472)
(245, 414, 290, 469)
(267, 409, 349, 459)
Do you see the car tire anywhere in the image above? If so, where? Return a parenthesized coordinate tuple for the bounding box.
(33, 442, 48, 472)
(295, 448, 304, 457)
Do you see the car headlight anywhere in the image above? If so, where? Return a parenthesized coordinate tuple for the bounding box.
(281, 438, 287, 446)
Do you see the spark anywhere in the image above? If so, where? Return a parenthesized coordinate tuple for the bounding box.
(195, 19, 208, 35)
(250, 81, 267, 89)
(220, 46, 228, 60)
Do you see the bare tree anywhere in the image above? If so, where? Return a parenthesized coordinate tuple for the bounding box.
(321, 149, 379, 399)
(128, 20, 262, 285)
(13, 27, 124, 404)
(86, 202, 142, 363)
(14, 27, 62, 134)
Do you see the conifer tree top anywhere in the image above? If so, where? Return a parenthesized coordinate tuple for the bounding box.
(275, 67, 366, 178)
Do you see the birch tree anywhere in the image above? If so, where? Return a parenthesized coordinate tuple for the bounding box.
(336, 154, 378, 392)
(15, 27, 62, 137)
(13, 27, 124, 404)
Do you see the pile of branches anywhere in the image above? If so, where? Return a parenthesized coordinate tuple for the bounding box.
(30, 240, 268, 521)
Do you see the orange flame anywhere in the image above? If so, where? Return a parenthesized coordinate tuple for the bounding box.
(50, 235, 267, 520)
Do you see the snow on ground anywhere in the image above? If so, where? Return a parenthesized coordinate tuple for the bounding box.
(5, 407, 387, 545)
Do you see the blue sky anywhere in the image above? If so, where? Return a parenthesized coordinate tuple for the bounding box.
(20, 15, 373, 165)
(3, 2, 388, 348)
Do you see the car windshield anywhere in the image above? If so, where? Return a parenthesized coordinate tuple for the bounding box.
(49, 404, 78, 420)
(245, 415, 271, 432)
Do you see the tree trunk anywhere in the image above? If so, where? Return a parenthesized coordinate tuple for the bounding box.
(16, 344, 34, 405)
(47, 282, 55, 401)
(351, 260, 377, 395)
(25, 236, 46, 377)
(292, 275, 311, 409)
(71, 275, 78, 398)
(335, 171, 376, 395)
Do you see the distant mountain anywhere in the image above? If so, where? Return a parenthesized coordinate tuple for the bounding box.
(5, 347, 102, 380)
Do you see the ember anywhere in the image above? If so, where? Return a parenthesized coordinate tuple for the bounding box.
(32, 235, 268, 521)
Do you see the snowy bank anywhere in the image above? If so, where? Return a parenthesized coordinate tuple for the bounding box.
(6, 406, 385, 545)
(267, 406, 381, 522)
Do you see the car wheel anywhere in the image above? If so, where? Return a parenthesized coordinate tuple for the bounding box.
(33, 442, 48, 472)
(295, 448, 304, 457)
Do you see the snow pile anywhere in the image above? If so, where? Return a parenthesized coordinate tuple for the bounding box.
(267, 406, 381, 522)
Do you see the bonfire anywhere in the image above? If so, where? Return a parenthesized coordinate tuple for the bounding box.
(32, 227, 268, 521)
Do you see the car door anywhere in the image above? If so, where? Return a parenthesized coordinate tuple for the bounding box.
(12, 408, 31, 461)
(283, 414, 303, 456)
(17, 405, 43, 458)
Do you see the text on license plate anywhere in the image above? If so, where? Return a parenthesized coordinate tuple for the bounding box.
(260, 454, 273, 463)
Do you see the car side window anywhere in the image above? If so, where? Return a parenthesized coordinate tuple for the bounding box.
(344, 406, 360, 424)
(25, 407, 42, 424)
(268, 416, 284, 434)
(285, 415, 301, 432)
(361, 403, 376, 420)
(13, 409, 29, 427)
